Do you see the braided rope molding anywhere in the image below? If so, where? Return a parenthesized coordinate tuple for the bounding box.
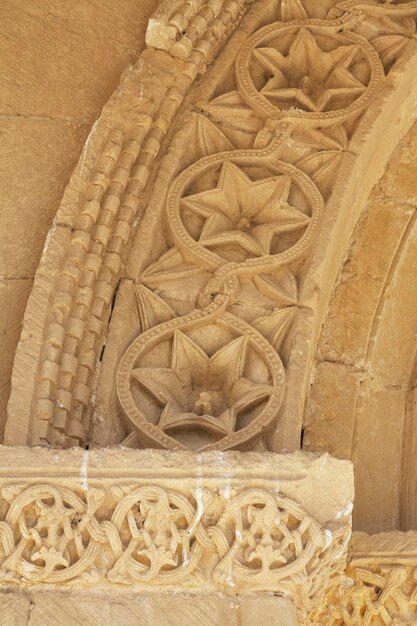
(314, 531, 417, 625)
(0, 480, 349, 619)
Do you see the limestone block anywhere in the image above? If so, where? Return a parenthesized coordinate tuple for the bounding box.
(24, 591, 296, 626)
(0, 279, 33, 440)
(317, 200, 413, 367)
(0, 590, 30, 626)
(378, 121, 417, 203)
(0, 119, 88, 279)
(239, 595, 297, 626)
(0, 0, 157, 120)
(304, 361, 363, 459)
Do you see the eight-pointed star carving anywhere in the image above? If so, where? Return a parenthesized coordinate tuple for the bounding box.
(131, 331, 272, 437)
(254, 28, 366, 112)
(181, 161, 309, 257)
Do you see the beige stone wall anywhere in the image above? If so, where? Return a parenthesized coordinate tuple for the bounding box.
(305, 120, 417, 533)
(0, 0, 157, 437)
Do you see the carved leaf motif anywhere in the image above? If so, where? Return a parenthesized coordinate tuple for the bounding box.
(281, 0, 309, 21)
(296, 150, 344, 191)
(135, 284, 176, 332)
(253, 272, 297, 307)
(229, 271, 298, 350)
(288, 124, 348, 155)
(140, 248, 211, 315)
(372, 34, 411, 67)
(330, 1, 417, 40)
(141, 248, 201, 288)
(202, 90, 263, 134)
(194, 114, 234, 157)
(253, 307, 297, 351)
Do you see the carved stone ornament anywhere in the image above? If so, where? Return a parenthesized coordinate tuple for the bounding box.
(317, 532, 417, 625)
(7, 0, 417, 454)
(3, 0, 417, 622)
(0, 448, 353, 624)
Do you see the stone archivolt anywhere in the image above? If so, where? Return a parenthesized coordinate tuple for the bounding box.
(3, 0, 417, 622)
(8, 0, 417, 450)
(113, 0, 415, 454)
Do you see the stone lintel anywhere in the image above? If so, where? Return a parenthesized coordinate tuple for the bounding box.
(0, 447, 353, 624)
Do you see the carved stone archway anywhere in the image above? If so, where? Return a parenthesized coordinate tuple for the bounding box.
(2, 0, 417, 623)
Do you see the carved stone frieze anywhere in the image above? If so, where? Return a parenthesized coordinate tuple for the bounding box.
(318, 531, 417, 625)
(0, 447, 352, 623)
(116, 140, 322, 451)
(2, 0, 417, 623)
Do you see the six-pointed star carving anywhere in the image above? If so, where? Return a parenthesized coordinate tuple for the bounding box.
(131, 331, 272, 437)
(181, 161, 309, 257)
(254, 28, 366, 112)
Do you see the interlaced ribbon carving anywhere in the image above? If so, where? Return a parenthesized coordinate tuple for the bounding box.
(0, 481, 347, 614)
(116, 7, 390, 451)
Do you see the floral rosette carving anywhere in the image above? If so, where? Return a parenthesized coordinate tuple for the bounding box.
(117, 317, 285, 452)
(117, 143, 323, 452)
(236, 20, 384, 126)
(213, 491, 331, 588)
(107, 486, 202, 584)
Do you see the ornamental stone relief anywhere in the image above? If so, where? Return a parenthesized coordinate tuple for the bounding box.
(2, 0, 417, 623)
(7, 0, 417, 451)
(0, 447, 354, 624)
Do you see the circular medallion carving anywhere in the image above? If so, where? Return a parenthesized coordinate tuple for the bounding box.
(168, 151, 322, 271)
(236, 21, 384, 126)
(117, 314, 285, 452)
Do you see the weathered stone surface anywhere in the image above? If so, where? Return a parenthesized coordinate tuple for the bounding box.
(0, 279, 33, 439)
(0, 590, 296, 626)
(0, 0, 157, 440)
(0, 119, 87, 279)
(0, 590, 31, 626)
(0, 0, 157, 119)
(2, 0, 417, 622)
(306, 121, 417, 533)
(319, 530, 417, 624)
